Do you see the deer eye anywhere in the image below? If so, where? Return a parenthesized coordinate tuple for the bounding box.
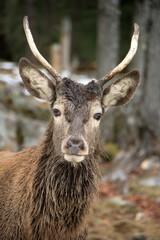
(52, 108, 61, 117)
(93, 113, 102, 121)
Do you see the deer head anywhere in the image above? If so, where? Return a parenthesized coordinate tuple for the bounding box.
(19, 16, 140, 163)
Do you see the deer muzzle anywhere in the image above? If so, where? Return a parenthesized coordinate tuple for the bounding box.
(61, 136, 89, 162)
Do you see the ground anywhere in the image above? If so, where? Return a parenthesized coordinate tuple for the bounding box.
(87, 163, 160, 240)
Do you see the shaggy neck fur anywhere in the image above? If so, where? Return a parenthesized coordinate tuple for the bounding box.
(31, 118, 101, 240)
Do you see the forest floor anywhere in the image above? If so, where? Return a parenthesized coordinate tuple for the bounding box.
(87, 163, 160, 240)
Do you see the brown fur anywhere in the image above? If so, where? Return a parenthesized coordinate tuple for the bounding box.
(0, 116, 101, 240)
(0, 58, 140, 240)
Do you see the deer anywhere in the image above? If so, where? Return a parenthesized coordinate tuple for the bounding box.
(0, 16, 140, 240)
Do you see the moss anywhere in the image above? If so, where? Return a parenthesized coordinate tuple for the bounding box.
(103, 142, 119, 158)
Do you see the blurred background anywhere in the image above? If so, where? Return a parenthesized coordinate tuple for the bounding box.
(0, 0, 160, 239)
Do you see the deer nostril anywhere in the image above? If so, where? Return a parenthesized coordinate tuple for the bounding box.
(67, 140, 72, 149)
(79, 141, 84, 150)
(66, 138, 85, 154)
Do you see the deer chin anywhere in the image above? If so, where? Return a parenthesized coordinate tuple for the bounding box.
(64, 154, 84, 163)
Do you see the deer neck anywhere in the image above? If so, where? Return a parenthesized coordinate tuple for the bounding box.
(31, 118, 101, 237)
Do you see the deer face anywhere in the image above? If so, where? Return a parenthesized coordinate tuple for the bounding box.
(52, 79, 102, 162)
(19, 58, 140, 163)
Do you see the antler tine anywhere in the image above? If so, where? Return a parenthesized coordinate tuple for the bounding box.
(23, 16, 62, 84)
(100, 23, 139, 87)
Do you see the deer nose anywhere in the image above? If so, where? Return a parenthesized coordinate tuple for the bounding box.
(67, 138, 84, 155)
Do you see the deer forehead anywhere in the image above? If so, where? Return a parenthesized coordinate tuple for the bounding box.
(53, 98, 102, 116)
(52, 78, 102, 119)
(53, 99, 102, 135)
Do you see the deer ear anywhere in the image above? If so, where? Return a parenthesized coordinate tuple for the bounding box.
(19, 58, 56, 102)
(102, 70, 140, 110)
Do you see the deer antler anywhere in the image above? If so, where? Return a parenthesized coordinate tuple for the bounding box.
(23, 16, 62, 84)
(99, 23, 139, 87)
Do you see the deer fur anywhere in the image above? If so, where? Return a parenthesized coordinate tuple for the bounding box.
(0, 60, 140, 240)
(0, 119, 100, 240)
(0, 20, 140, 239)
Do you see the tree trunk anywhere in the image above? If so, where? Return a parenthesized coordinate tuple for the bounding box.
(61, 17, 72, 72)
(132, 0, 160, 138)
(102, 0, 160, 181)
(132, 0, 151, 101)
(97, 0, 120, 79)
(97, 0, 121, 149)
(140, 0, 160, 138)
